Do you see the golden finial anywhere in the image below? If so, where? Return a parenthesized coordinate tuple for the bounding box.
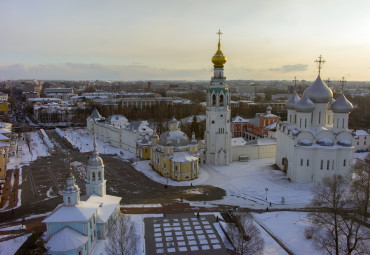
(216, 29, 222, 50)
(68, 157, 71, 169)
(314, 55, 326, 75)
(212, 29, 227, 67)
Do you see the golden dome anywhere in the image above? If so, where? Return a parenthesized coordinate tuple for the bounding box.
(212, 40, 227, 68)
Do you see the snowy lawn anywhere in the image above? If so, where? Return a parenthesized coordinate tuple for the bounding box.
(92, 214, 163, 255)
(57, 128, 135, 159)
(0, 233, 31, 255)
(253, 211, 318, 255)
(134, 159, 314, 208)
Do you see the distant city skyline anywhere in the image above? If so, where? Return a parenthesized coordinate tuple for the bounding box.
(1, 0, 369, 81)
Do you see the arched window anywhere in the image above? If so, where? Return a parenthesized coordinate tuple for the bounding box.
(68, 197, 71, 204)
(220, 94, 224, 106)
(92, 172, 96, 181)
(98, 172, 101, 180)
(212, 94, 216, 106)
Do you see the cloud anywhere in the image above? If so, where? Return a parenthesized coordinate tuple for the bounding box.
(268, 64, 308, 73)
(0, 63, 209, 80)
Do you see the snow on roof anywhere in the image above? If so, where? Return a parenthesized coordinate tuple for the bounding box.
(256, 138, 276, 145)
(46, 227, 88, 252)
(265, 121, 277, 130)
(172, 151, 198, 162)
(264, 113, 278, 118)
(0, 133, 10, 141)
(355, 130, 369, 136)
(86, 194, 121, 223)
(0, 128, 11, 134)
(232, 116, 249, 123)
(126, 121, 153, 133)
(231, 137, 247, 146)
(42, 202, 99, 223)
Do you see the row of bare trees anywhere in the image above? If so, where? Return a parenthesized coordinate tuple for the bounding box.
(307, 155, 370, 254)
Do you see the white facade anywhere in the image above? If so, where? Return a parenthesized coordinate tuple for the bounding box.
(276, 73, 355, 183)
(354, 130, 369, 152)
(87, 110, 153, 153)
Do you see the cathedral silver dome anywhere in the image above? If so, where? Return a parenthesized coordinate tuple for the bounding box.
(306, 75, 333, 103)
(331, 94, 353, 113)
(158, 131, 189, 147)
(295, 93, 314, 112)
(285, 92, 300, 109)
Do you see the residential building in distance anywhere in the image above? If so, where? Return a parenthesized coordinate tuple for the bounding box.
(232, 106, 279, 140)
(354, 130, 369, 152)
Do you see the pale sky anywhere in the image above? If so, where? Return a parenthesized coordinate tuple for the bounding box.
(0, 0, 369, 81)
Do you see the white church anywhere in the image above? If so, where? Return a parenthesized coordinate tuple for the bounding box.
(43, 134, 121, 254)
(275, 56, 355, 183)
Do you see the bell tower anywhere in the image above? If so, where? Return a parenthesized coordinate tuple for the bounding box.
(205, 30, 231, 165)
(86, 126, 106, 196)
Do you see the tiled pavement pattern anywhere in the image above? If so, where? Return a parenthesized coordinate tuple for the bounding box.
(144, 214, 227, 255)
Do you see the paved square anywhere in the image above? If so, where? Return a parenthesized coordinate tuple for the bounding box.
(144, 214, 227, 255)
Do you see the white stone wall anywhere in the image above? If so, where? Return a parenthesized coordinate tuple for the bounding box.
(231, 143, 276, 161)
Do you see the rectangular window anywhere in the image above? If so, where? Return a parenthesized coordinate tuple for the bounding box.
(300, 159, 303, 166)
(327, 160, 330, 170)
(332, 160, 334, 170)
(307, 159, 309, 166)
(320, 160, 323, 170)
(343, 159, 346, 166)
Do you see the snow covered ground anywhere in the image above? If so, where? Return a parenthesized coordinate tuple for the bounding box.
(57, 128, 135, 159)
(0, 233, 31, 255)
(92, 214, 163, 255)
(134, 159, 314, 208)
(254, 211, 318, 255)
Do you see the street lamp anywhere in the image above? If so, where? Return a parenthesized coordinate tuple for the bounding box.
(265, 188, 268, 201)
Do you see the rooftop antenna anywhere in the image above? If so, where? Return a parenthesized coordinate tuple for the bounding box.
(314, 55, 326, 75)
(340, 77, 346, 93)
(326, 78, 331, 87)
(292, 76, 298, 92)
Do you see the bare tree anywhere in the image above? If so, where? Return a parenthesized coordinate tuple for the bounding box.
(308, 174, 369, 254)
(227, 212, 264, 255)
(350, 154, 370, 219)
(105, 214, 136, 255)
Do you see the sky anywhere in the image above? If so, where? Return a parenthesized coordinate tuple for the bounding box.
(0, 0, 369, 81)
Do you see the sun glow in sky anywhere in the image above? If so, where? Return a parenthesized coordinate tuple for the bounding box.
(0, 0, 369, 81)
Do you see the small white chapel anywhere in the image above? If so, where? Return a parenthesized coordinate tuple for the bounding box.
(42, 133, 122, 254)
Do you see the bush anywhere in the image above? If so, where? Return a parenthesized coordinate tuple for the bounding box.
(304, 227, 314, 239)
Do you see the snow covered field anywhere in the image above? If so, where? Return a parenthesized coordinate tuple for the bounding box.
(57, 128, 135, 159)
(134, 159, 314, 208)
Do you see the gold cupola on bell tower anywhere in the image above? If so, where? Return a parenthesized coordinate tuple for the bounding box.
(212, 29, 227, 68)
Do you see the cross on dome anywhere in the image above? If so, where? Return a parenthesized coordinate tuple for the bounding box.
(216, 29, 222, 40)
(314, 55, 326, 75)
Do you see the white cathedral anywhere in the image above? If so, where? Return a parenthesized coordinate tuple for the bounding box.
(275, 56, 355, 183)
(43, 133, 121, 254)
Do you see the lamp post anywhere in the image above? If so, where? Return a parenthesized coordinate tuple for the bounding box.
(265, 188, 268, 201)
